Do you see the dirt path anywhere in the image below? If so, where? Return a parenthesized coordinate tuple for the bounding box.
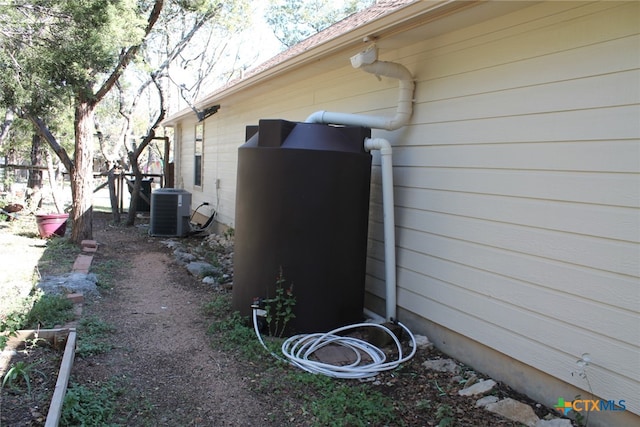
(72, 216, 274, 426)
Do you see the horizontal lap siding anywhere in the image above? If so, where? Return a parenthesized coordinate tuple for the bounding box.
(365, 1, 639, 415)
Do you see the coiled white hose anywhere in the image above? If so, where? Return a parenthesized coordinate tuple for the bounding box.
(252, 308, 417, 379)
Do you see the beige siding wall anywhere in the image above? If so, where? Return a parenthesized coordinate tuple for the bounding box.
(175, 1, 639, 421)
(371, 0, 639, 418)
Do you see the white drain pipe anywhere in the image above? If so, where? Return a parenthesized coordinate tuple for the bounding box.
(364, 137, 397, 321)
(305, 47, 414, 321)
(305, 59, 414, 131)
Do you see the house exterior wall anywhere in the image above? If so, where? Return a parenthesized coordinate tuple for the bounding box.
(171, 2, 639, 424)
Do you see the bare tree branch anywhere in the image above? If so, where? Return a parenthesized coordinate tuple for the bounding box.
(0, 108, 14, 147)
(126, 74, 166, 226)
(25, 114, 74, 174)
(94, 0, 164, 103)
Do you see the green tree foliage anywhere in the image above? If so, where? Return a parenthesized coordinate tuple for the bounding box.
(0, 0, 147, 114)
(265, 0, 375, 48)
(0, 0, 161, 242)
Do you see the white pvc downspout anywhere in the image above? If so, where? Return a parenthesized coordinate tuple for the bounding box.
(305, 48, 414, 322)
(305, 60, 414, 131)
(364, 137, 397, 322)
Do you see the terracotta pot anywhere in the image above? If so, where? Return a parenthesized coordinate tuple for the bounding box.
(35, 213, 69, 238)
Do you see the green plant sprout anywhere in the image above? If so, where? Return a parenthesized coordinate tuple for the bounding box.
(263, 267, 296, 338)
(436, 403, 454, 427)
(572, 353, 593, 427)
(2, 361, 45, 396)
(23, 331, 49, 354)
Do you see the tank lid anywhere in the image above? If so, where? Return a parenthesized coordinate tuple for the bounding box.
(242, 119, 371, 154)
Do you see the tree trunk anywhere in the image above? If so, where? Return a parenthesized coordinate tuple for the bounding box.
(27, 133, 44, 211)
(45, 149, 64, 214)
(5, 148, 17, 192)
(28, 133, 43, 189)
(126, 156, 143, 226)
(0, 108, 14, 148)
(107, 167, 120, 223)
(70, 101, 95, 243)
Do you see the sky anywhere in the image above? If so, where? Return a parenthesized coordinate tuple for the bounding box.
(169, 0, 371, 113)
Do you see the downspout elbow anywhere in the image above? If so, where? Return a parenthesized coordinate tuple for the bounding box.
(360, 61, 415, 131)
(305, 58, 415, 131)
(364, 137, 392, 155)
(305, 110, 327, 124)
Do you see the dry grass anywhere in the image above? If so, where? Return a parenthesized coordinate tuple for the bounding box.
(0, 215, 47, 316)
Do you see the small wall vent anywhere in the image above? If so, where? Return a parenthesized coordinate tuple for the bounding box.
(149, 189, 192, 237)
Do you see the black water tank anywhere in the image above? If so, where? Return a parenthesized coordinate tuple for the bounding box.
(232, 119, 372, 334)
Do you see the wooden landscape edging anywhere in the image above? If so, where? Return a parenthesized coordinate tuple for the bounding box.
(3, 327, 77, 427)
(45, 329, 77, 427)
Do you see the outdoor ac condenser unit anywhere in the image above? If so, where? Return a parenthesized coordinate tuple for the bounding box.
(149, 189, 192, 237)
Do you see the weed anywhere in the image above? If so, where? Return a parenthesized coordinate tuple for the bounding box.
(433, 380, 448, 396)
(37, 238, 81, 276)
(416, 399, 432, 411)
(0, 306, 29, 349)
(223, 227, 234, 239)
(574, 404, 586, 427)
(571, 353, 593, 426)
(263, 268, 295, 337)
(61, 381, 119, 426)
(206, 255, 224, 270)
(202, 294, 232, 317)
(76, 316, 115, 357)
(286, 371, 397, 427)
(25, 293, 74, 329)
(208, 311, 266, 360)
(91, 259, 124, 290)
(436, 403, 454, 427)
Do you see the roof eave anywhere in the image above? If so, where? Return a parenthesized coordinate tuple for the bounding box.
(162, 0, 477, 126)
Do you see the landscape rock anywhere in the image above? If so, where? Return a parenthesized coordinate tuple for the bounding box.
(464, 373, 478, 387)
(202, 276, 219, 286)
(476, 395, 499, 407)
(37, 272, 99, 298)
(422, 358, 459, 374)
(412, 334, 433, 349)
(458, 379, 496, 396)
(186, 261, 218, 277)
(173, 249, 197, 264)
(485, 398, 539, 427)
(535, 418, 573, 427)
(160, 239, 181, 249)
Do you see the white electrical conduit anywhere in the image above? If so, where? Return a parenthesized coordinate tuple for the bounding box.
(253, 307, 417, 379)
